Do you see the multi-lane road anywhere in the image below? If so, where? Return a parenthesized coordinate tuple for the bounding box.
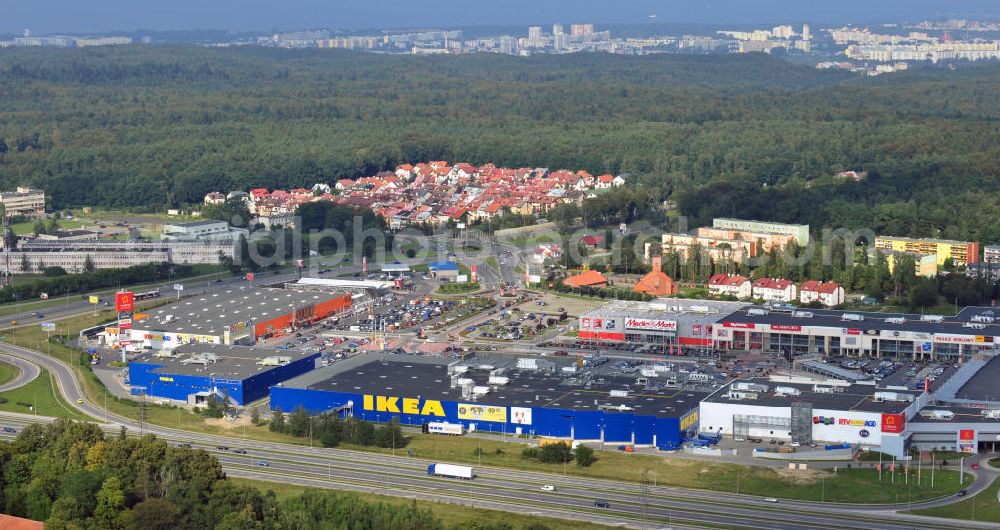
(0, 339, 996, 530)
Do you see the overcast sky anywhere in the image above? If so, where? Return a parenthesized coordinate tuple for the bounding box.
(3, 0, 999, 35)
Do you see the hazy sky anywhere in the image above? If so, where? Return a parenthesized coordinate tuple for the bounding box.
(3, 0, 999, 35)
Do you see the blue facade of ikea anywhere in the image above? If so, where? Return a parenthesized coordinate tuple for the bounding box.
(129, 353, 320, 405)
(270, 387, 692, 450)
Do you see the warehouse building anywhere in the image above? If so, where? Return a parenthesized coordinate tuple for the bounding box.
(105, 286, 352, 350)
(699, 377, 922, 456)
(128, 343, 320, 405)
(271, 354, 704, 450)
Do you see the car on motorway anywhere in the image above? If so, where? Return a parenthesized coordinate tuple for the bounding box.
(540, 485, 556, 492)
(763, 497, 779, 503)
(233, 449, 248, 455)
(593, 499, 610, 508)
(76, 399, 84, 404)
(217, 446, 230, 451)
(2, 427, 17, 434)
(177, 443, 192, 448)
(256, 461, 269, 467)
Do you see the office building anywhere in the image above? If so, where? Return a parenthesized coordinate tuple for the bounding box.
(0, 187, 46, 218)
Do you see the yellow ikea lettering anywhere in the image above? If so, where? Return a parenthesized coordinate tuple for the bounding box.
(362, 394, 445, 417)
(376, 395, 400, 413)
(420, 399, 445, 417)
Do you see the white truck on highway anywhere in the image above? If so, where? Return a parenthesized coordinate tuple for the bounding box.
(427, 463, 475, 479)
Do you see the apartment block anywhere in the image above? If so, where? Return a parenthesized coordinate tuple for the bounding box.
(874, 236, 979, 267)
(0, 187, 46, 218)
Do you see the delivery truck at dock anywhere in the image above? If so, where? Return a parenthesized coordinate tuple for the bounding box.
(427, 463, 475, 479)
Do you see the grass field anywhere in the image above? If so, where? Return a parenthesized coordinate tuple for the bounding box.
(344, 434, 966, 505)
(230, 477, 621, 530)
(10, 218, 86, 236)
(911, 477, 1000, 522)
(0, 361, 17, 386)
(0, 366, 84, 418)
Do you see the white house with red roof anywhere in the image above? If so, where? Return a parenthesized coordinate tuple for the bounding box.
(533, 243, 563, 264)
(708, 274, 752, 299)
(751, 278, 797, 302)
(799, 280, 845, 307)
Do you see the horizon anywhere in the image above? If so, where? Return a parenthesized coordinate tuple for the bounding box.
(3, 0, 999, 36)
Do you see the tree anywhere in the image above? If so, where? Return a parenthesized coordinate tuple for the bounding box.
(250, 407, 260, 426)
(287, 406, 310, 437)
(19, 252, 30, 273)
(538, 442, 573, 464)
(125, 498, 182, 530)
(94, 476, 126, 529)
(574, 445, 596, 467)
(32, 220, 46, 236)
(373, 418, 405, 449)
(909, 279, 939, 309)
(83, 254, 95, 273)
(269, 407, 285, 433)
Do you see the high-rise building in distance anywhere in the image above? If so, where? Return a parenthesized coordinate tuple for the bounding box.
(570, 24, 594, 37)
(528, 26, 543, 40)
(553, 23, 564, 36)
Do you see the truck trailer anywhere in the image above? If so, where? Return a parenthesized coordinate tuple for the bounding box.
(423, 422, 465, 436)
(427, 463, 475, 479)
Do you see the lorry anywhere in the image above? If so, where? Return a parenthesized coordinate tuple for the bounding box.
(423, 422, 464, 436)
(427, 463, 475, 480)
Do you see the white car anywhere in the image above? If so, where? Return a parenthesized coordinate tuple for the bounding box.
(540, 485, 556, 492)
(790, 442, 801, 447)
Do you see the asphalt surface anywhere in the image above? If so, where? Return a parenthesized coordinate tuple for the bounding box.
(0, 352, 40, 392)
(1, 339, 997, 530)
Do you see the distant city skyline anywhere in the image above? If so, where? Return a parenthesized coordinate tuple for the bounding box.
(3, 0, 999, 35)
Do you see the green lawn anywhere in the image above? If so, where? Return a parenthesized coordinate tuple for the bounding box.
(10, 218, 86, 236)
(345, 434, 965, 504)
(0, 361, 17, 386)
(437, 283, 479, 294)
(230, 478, 621, 530)
(911, 477, 1000, 522)
(0, 366, 84, 418)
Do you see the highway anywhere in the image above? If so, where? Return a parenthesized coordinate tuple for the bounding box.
(0, 340, 996, 530)
(0, 352, 40, 392)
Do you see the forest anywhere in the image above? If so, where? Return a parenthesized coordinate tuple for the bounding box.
(2, 46, 1000, 242)
(0, 419, 550, 530)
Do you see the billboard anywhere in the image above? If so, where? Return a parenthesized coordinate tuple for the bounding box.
(936, 334, 993, 344)
(115, 292, 135, 313)
(881, 413, 905, 434)
(457, 403, 507, 423)
(40, 322, 56, 331)
(88, 295, 100, 304)
(770, 324, 802, 332)
(722, 322, 756, 330)
(624, 318, 677, 331)
(510, 407, 533, 425)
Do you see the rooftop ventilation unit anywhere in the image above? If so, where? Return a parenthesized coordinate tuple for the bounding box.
(971, 315, 995, 324)
(609, 389, 629, 398)
(690, 305, 711, 313)
(841, 313, 864, 322)
(774, 386, 802, 396)
(256, 356, 292, 366)
(919, 410, 955, 420)
(812, 385, 834, 393)
(921, 315, 944, 323)
(963, 323, 987, 330)
(747, 308, 769, 316)
(792, 311, 814, 318)
(885, 317, 905, 324)
(982, 410, 1000, 419)
(732, 382, 769, 393)
(727, 391, 758, 400)
(873, 391, 914, 403)
(487, 376, 509, 386)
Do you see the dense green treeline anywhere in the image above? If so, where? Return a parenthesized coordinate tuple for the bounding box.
(0, 419, 552, 529)
(2, 46, 1000, 241)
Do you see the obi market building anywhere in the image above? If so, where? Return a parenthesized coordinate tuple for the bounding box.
(103, 286, 352, 351)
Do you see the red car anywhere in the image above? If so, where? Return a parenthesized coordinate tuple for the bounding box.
(971, 463, 981, 470)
